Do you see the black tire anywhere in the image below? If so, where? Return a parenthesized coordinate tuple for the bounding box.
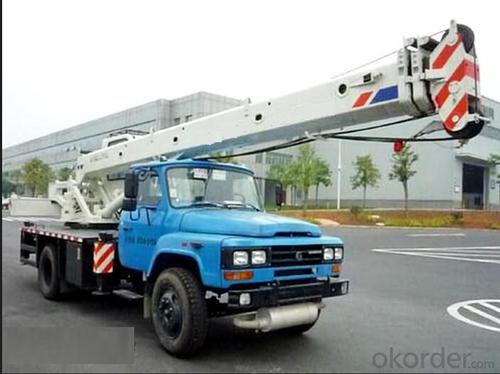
(279, 310, 320, 335)
(444, 119, 484, 140)
(151, 268, 208, 357)
(444, 106, 485, 140)
(38, 245, 60, 300)
(441, 24, 475, 54)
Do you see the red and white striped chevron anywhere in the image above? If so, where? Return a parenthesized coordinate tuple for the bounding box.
(93, 242, 115, 274)
(430, 33, 480, 132)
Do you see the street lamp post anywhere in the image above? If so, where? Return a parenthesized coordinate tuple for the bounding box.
(336, 137, 342, 210)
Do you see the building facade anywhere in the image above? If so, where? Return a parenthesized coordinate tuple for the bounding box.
(2, 92, 242, 172)
(3, 93, 499, 210)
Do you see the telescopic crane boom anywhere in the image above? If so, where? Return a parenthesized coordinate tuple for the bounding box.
(53, 20, 485, 225)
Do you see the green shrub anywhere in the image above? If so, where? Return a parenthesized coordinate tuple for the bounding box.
(350, 205, 363, 217)
(298, 217, 320, 225)
(451, 211, 464, 224)
(384, 216, 454, 228)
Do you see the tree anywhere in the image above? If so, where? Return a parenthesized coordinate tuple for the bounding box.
(267, 164, 294, 190)
(290, 145, 316, 211)
(289, 144, 331, 211)
(488, 154, 500, 208)
(488, 154, 500, 177)
(312, 158, 332, 207)
(2, 173, 16, 197)
(350, 154, 381, 208)
(12, 169, 25, 195)
(267, 163, 295, 207)
(10, 169, 22, 184)
(388, 145, 418, 215)
(20, 159, 55, 197)
(57, 167, 73, 181)
(212, 152, 238, 164)
(2, 170, 23, 196)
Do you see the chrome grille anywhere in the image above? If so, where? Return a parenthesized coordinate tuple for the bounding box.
(270, 245, 324, 267)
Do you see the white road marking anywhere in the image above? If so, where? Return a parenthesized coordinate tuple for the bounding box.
(408, 233, 465, 237)
(373, 246, 500, 251)
(447, 299, 500, 332)
(479, 302, 500, 314)
(462, 305, 500, 325)
(400, 252, 500, 257)
(377, 249, 500, 254)
(372, 246, 500, 264)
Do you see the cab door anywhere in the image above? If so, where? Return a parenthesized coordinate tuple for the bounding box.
(119, 169, 166, 271)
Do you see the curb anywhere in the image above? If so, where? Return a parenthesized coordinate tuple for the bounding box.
(324, 224, 500, 232)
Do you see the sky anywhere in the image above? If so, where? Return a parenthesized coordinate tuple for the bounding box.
(2, 0, 499, 148)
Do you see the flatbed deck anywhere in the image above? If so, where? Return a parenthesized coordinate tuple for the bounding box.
(21, 222, 118, 242)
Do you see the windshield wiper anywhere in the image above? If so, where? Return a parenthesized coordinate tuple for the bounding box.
(222, 201, 260, 211)
(243, 203, 261, 211)
(187, 201, 225, 208)
(185, 201, 260, 211)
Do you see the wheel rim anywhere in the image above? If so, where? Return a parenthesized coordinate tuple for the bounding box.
(157, 288, 183, 339)
(42, 255, 52, 286)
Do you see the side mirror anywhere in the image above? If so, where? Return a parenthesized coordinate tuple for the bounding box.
(124, 172, 138, 198)
(122, 197, 137, 212)
(122, 172, 138, 212)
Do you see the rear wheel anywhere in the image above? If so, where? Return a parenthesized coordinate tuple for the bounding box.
(38, 245, 60, 300)
(151, 268, 208, 357)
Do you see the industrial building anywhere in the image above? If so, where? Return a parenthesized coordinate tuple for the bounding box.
(2, 93, 499, 210)
(282, 96, 500, 210)
(2, 92, 242, 172)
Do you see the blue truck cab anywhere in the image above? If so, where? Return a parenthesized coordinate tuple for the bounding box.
(118, 159, 349, 355)
(20, 158, 349, 357)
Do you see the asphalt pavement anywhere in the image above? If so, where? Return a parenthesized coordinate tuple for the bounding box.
(2, 216, 500, 373)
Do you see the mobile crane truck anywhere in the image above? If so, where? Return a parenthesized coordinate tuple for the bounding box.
(19, 21, 486, 356)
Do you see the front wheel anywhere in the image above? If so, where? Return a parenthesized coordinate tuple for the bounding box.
(151, 268, 208, 357)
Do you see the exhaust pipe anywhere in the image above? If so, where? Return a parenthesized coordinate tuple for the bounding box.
(233, 302, 324, 332)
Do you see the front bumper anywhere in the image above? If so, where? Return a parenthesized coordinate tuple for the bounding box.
(227, 277, 349, 310)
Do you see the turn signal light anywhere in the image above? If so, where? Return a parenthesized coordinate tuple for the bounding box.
(224, 271, 254, 281)
(332, 264, 342, 273)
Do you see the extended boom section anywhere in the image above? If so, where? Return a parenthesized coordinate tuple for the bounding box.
(54, 21, 483, 225)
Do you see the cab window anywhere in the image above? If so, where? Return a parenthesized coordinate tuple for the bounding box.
(137, 170, 162, 206)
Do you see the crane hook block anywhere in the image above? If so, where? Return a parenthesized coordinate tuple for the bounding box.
(429, 22, 484, 140)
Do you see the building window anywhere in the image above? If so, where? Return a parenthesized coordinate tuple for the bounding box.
(173, 117, 181, 125)
(296, 189, 302, 199)
(482, 105, 495, 120)
(255, 154, 263, 163)
(185, 114, 193, 122)
(266, 152, 293, 166)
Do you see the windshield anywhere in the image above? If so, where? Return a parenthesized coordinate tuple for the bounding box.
(166, 167, 262, 210)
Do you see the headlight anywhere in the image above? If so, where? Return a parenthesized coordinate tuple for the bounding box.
(334, 247, 343, 260)
(323, 247, 334, 260)
(233, 251, 249, 266)
(251, 250, 266, 265)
